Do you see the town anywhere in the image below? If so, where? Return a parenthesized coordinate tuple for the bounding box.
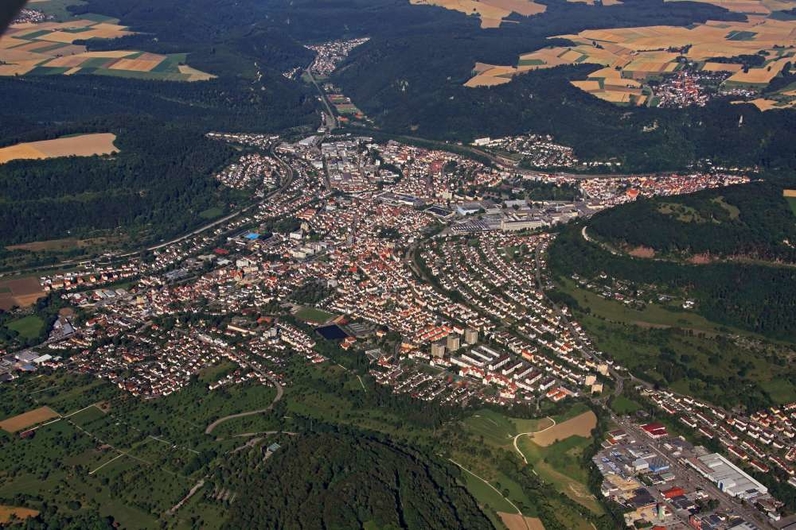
(0, 132, 785, 528)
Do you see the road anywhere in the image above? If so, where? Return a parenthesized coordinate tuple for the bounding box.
(5, 141, 296, 278)
(616, 419, 775, 529)
(512, 417, 555, 465)
(448, 458, 530, 530)
(305, 68, 337, 131)
(204, 373, 284, 435)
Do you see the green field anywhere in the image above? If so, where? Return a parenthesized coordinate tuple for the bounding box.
(610, 395, 642, 415)
(294, 306, 337, 324)
(787, 196, 796, 217)
(199, 206, 225, 220)
(462, 408, 550, 449)
(558, 278, 724, 334)
(516, 434, 603, 514)
(32, 0, 89, 21)
(7, 315, 45, 339)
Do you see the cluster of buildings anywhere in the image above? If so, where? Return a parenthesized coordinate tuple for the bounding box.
(655, 69, 730, 108)
(12, 8, 51, 24)
(641, 387, 796, 495)
(419, 231, 609, 403)
(212, 153, 282, 195)
(473, 134, 578, 168)
(305, 38, 370, 77)
(596, 419, 779, 529)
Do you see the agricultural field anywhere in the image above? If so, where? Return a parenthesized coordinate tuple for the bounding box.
(0, 18, 214, 81)
(498, 511, 546, 530)
(0, 276, 45, 310)
(467, 7, 796, 107)
(516, 428, 603, 513)
(0, 505, 39, 524)
(409, 0, 546, 28)
(0, 133, 118, 164)
(529, 410, 597, 446)
(0, 406, 59, 433)
(786, 189, 796, 216)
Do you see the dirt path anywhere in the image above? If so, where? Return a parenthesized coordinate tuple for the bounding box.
(204, 375, 283, 435)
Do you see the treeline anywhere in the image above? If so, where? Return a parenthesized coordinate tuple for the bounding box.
(223, 432, 493, 530)
(588, 180, 796, 261)
(0, 117, 236, 245)
(549, 224, 796, 341)
(0, 71, 318, 135)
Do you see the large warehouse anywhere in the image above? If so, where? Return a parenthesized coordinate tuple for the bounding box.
(688, 453, 768, 501)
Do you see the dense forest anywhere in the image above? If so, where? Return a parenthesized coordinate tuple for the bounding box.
(588, 181, 796, 261)
(0, 117, 237, 245)
(223, 432, 493, 530)
(549, 224, 796, 341)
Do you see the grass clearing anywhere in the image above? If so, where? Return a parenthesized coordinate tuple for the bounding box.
(611, 395, 642, 415)
(517, 434, 603, 513)
(7, 315, 45, 339)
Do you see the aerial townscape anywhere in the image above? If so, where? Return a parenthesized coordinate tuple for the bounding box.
(1, 0, 796, 529)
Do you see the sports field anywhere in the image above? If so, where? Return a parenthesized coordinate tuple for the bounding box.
(0, 133, 118, 164)
(295, 306, 338, 324)
(0, 19, 214, 81)
(0, 406, 60, 433)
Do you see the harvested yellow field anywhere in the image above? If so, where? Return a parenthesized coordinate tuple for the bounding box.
(702, 61, 744, 72)
(784, 190, 796, 197)
(0, 506, 39, 524)
(739, 97, 796, 110)
(409, 0, 545, 28)
(568, 0, 622, 5)
(108, 57, 162, 72)
(0, 407, 60, 433)
(465, 8, 796, 105)
(499, 513, 546, 530)
(0, 62, 38, 75)
(530, 411, 597, 446)
(572, 79, 602, 91)
(0, 19, 213, 81)
(178, 64, 218, 81)
(0, 133, 118, 164)
(727, 57, 792, 84)
(0, 144, 46, 163)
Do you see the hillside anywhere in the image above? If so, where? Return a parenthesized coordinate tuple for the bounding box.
(0, 117, 236, 247)
(587, 180, 796, 262)
(224, 432, 493, 530)
(549, 223, 796, 342)
(13, 0, 794, 173)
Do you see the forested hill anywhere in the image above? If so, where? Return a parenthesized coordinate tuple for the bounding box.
(549, 224, 796, 341)
(587, 180, 796, 262)
(62, 0, 796, 172)
(224, 433, 493, 530)
(0, 117, 237, 246)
